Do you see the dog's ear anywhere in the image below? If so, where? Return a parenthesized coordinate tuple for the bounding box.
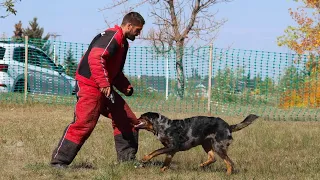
(145, 112, 161, 122)
(143, 117, 153, 125)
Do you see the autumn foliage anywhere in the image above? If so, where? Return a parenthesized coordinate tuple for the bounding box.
(279, 78, 320, 108)
(278, 0, 320, 108)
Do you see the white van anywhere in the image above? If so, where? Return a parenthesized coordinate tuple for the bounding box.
(0, 41, 76, 95)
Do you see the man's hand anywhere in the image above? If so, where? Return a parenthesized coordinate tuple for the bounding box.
(125, 87, 133, 96)
(100, 87, 111, 97)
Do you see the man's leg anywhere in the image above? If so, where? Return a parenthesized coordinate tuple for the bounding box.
(101, 91, 139, 162)
(51, 82, 101, 166)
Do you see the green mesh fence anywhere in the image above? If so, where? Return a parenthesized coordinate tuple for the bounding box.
(0, 37, 319, 121)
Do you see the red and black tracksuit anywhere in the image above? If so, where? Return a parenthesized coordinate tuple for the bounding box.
(51, 25, 140, 165)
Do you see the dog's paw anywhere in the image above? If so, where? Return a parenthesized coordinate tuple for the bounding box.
(226, 168, 234, 175)
(160, 166, 168, 172)
(141, 155, 151, 163)
(199, 158, 217, 167)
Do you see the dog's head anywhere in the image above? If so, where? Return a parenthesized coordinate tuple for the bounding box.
(136, 112, 162, 134)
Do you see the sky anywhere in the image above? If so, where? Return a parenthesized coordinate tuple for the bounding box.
(0, 0, 302, 53)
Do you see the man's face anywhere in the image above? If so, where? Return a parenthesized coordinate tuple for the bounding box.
(126, 23, 143, 41)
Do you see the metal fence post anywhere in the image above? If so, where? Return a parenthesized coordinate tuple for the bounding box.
(207, 43, 213, 115)
(24, 36, 28, 103)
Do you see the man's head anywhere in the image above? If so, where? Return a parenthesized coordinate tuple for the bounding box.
(121, 12, 145, 41)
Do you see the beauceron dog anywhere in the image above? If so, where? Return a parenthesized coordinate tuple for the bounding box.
(135, 112, 259, 174)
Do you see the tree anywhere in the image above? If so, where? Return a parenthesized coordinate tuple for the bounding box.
(11, 18, 53, 56)
(277, 0, 320, 56)
(23, 17, 50, 47)
(0, 0, 21, 18)
(213, 67, 235, 93)
(278, 65, 305, 92)
(63, 49, 77, 78)
(13, 20, 23, 38)
(256, 76, 275, 95)
(102, 0, 230, 99)
(185, 67, 203, 96)
(277, 0, 320, 108)
(11, 20, 23, 42)
(23, 17, 51, 54)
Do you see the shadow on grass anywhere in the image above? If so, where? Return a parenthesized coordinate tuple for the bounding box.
(136, 160, 164, 168)
(25, 161, 97, 171)
(196, 165, 243, 174)
(141, 160, 246, 175)
(71, 162, 97, 170)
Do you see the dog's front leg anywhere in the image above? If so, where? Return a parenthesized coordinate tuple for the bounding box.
(160, 152, 176, 172)
(141, 147, 175, 163)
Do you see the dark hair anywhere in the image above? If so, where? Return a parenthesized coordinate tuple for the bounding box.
(121, 12, 145, 26)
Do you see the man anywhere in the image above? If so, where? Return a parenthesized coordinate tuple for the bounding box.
(50, 12, 145, 168)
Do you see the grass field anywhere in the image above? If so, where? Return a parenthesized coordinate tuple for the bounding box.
(0, 103, 320, 180)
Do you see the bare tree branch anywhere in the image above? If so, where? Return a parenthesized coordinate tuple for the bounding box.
(150, 11, 173, 26)
(99, 0, 149, 13)
(101, 0, 231, 48)
(122, 0, 149, 14)
(98, 0, 129, 11)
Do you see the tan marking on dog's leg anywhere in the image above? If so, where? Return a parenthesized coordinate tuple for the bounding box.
(160, 153, 175, 172)
(200, 150, 216, 167)
(141, 155, 152, 162)
(160, 166, 168, 172)
(224, 159, 233, 175)
(141, 147, 174, 163)
(221, 154, 234, 175)
(215, 148, 234, 175)
(200, 139, 216, 167)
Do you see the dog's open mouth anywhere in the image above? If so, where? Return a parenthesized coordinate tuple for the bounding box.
(134, 121, 146, 129)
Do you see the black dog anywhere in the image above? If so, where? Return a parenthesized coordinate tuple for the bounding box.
(135, 112, 259, 174)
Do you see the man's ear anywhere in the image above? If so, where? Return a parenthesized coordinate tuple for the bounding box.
(127, 23, 132, 30)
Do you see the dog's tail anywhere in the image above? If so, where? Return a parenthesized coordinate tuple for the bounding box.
(229, 114, 259, 132)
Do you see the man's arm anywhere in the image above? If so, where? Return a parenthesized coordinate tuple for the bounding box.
(114, 72, 133, 96)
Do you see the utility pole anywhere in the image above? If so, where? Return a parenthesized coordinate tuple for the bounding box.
(48, 32, 61, 64)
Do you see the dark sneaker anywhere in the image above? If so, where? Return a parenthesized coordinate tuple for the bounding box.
(51, 163, 68, 169)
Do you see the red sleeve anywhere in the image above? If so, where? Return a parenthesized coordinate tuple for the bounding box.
(88, 31, 119, 88)
(113, 72, 132, 94)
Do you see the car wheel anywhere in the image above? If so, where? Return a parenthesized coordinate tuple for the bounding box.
(14, 79, 29, 93)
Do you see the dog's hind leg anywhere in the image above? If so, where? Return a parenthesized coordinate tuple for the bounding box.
(215, 148, 234, 175)
(200, 140, 216, 167)
(200, 150, 215, 168)
(160, 152, 176, 172)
